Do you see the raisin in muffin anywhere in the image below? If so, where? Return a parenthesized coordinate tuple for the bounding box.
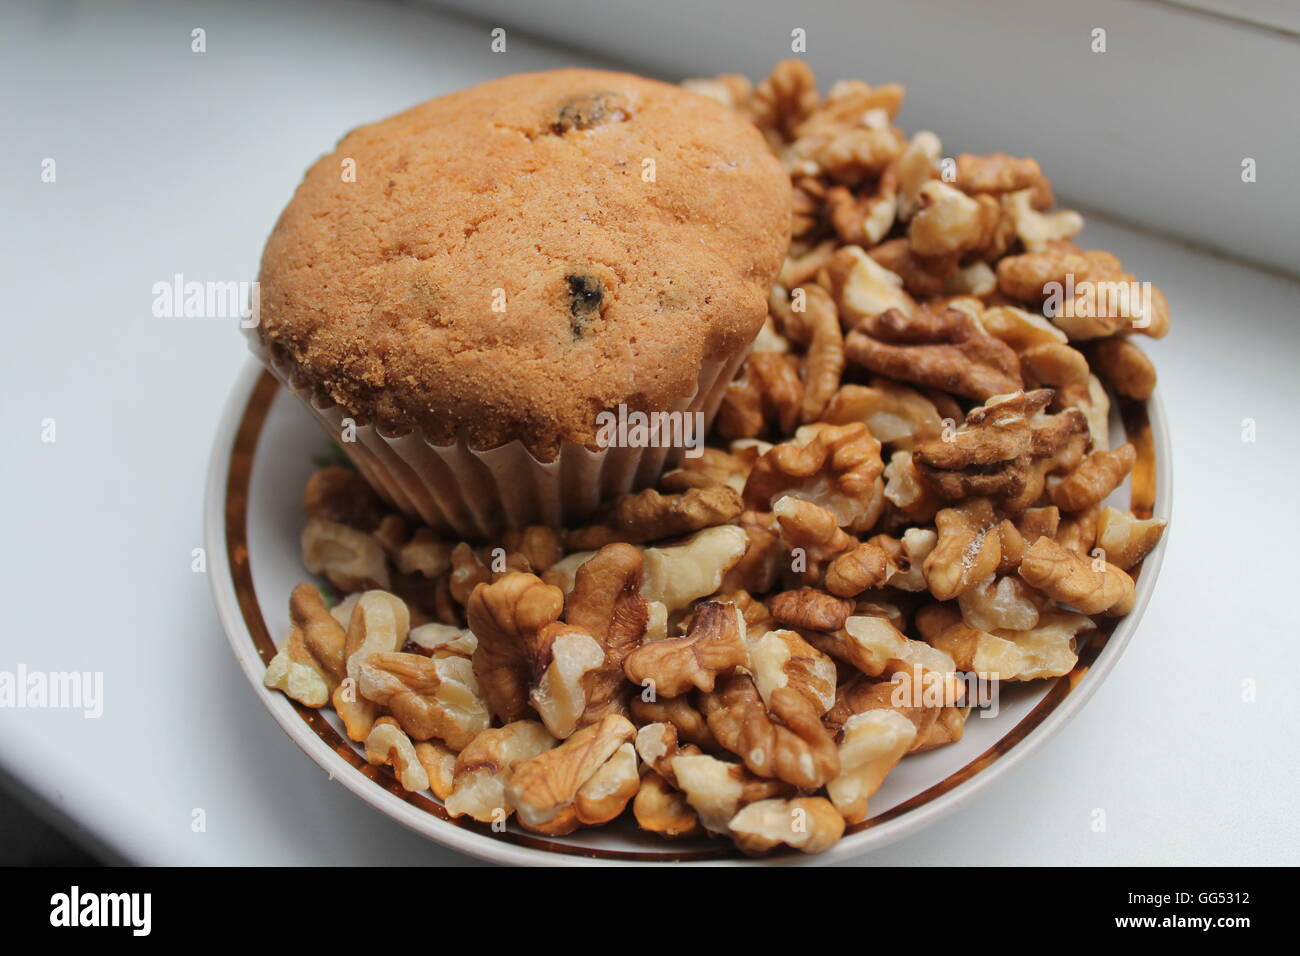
(254, 68, 791, 538)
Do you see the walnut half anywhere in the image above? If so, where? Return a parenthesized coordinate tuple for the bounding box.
(1018, 536, 1135, 616)
(623, 601, 749, 697)
(729, 796, 846, 856)
(504, 714, 638, 835)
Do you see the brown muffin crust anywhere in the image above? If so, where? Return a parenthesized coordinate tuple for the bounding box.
(257, 68, 792, 460)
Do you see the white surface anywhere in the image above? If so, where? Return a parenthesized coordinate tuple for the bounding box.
(1, 0, 1297, 865)
(1165, 0, 1300, 35)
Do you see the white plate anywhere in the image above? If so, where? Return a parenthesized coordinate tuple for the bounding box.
(205, 360, 1172, 866)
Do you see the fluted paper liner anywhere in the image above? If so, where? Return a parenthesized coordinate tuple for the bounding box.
(251, 341, 744, 540)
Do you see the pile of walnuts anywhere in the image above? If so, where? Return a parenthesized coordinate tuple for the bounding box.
(264, 61, 1169, 857)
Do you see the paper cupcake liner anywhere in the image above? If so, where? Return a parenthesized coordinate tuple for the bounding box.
(251, 340, 745, 540)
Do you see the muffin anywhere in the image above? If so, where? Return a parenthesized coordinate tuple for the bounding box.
(254, 68, 791, 539)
